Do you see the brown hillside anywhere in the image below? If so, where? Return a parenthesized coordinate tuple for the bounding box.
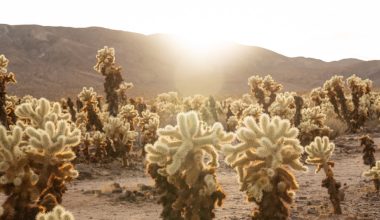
(0, 24, 379, 99)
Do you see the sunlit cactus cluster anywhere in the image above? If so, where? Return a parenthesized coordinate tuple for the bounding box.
(145, 111, 233, 219)
(223, 114, 306, 219)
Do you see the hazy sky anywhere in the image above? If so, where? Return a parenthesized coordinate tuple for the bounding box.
(2, 0, 380, 61)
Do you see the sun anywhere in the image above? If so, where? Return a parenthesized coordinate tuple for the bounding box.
(171, 31, 228, 56)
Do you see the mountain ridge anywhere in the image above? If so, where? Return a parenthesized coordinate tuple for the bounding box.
(0, 24, 379, 100)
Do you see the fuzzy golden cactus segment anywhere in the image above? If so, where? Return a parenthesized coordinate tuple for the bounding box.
(146, 111, 233, 180)
(146, 111, 232, 219)
(93, 46, 116, 73)
(24, 120, 80, 167)
(223, 114, 306, 220)
(305, 137, 334, 171)
(0, 125, 36, 186)
(15, 98, 70, 129)
(36, 205, 75, 220)
(305, 136, 342, 214)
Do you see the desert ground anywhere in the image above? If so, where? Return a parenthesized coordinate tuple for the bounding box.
(40, 134, 380, 220)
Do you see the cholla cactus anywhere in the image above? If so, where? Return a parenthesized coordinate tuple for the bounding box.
(0, 99, 81, 220)
(305, 136, 342, 214)
(36, 205, 74, 220)
(0, 54, 17, 128)
(248, 75, 282, 113)
(15, 98, 70, 128)
(94, 46, 125, 116)
(268, 92, 295, 121)
(77, 87, 103, 131)
(241, 104, 263, 120)
(154, 92, 182, 126)
(145, 111, 233, 219)
(66, 98, 76, 122)
(323, 74, 372, 132)
(363, 161, 380, 192)
(103, 116, 137, 166)
(310, 87, 327, 106)
(360, 135, 379, 191)
(360, 135, 376, 167)
(116, 82, 134, 106)
(4, 95, 18, 127)
(223, 114, 306, 219)
(298, 106, 331, 145)
(137, 110, 159, 156)
(230, 99, 249, 119)
(118, 104, 138, 129)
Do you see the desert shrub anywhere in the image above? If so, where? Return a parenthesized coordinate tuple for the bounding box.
(145, 111, 233, 219)
(223, 114, 307, 220)
(305, 136, 343, 214)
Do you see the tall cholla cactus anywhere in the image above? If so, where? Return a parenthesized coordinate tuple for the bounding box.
(0, 54, 17, 128)
(145, 111, 233, 219)
(305, 136, 343, 214)
(94, 46, 124, 116)
(0, 98, 81, 220)
(77, 87, 103, 131)
(248, 75, 282, 113)
(323, 74, 372, 132)
(36, 205, 74, 220)
(223, 114, 307, 220)
(103, 116, 137, 167)
(268, 92, 295, 121)
(363, 161, 380, 192)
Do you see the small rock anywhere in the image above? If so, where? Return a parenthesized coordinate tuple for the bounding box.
(307, 207, 319, 215)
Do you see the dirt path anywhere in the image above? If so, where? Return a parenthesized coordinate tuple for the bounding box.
(60, 138, 380, 220)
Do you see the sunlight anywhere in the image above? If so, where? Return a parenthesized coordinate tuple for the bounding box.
(172, 33, 226, 55)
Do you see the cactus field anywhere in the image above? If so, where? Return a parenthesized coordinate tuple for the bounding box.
(1, 46, 380, 220)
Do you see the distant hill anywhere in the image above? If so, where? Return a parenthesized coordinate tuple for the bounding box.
(0, 24, 379, 100)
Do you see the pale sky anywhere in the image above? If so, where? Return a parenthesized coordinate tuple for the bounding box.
(2, 0, 380, 61)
